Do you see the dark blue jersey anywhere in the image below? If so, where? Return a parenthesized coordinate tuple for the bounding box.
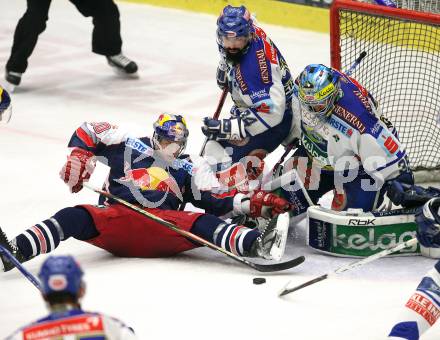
(68, 122, 234, 216)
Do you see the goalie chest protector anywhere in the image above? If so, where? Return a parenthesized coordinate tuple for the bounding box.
(307, 206, 420, 257)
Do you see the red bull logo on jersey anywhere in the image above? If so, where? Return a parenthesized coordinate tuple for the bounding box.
(118, 167, 182, 199)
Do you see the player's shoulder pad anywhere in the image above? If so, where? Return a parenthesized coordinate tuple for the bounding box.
(236, 32, 275, 97)
(333, 77, 380, 135)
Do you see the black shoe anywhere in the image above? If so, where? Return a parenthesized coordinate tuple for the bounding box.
(0, 228, 26, 272)
(5, 70, 22, 86)
(106, 54, 138, 74)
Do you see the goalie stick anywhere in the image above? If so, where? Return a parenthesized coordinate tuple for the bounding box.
(84, 184, 305, 273)
(0, 245, 42, 291)
(278, 237, 418, 296)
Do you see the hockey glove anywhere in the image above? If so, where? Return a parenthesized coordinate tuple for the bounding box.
(216, 62, 228, 90)
(60, 148, 96, 193)
(415, 198, 440, 248)
(234, 191, 292, 219)
(386, 181, 440, 208)
(201, 117, 246, 141)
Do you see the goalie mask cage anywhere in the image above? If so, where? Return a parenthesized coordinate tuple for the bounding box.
(330, 0, 440, 181)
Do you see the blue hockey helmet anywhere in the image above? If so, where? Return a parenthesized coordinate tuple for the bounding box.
(217, 5, 253, 59)
(152, 114, 189, 157)
(217, 5, 253, 39)
(0, 86, 12, 124)
(38, 256, 84, 297)
(296, 64, 341, 124)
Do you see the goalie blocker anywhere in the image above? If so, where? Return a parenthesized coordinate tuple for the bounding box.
(307, 206, 423, 258)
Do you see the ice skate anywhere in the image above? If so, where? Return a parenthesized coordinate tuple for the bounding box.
(248, 212, 289, 261)
(0, 228, 26, 272)
(106, 53, 138, 76)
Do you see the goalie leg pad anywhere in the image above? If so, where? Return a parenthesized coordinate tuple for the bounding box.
(307, 206, 420, 257)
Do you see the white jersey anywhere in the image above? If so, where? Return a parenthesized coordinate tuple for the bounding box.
(6, 309, 137, 340)
(291, 72, 408, 184)
(220, 25, 294, 138)
(388, 260, 440, 339)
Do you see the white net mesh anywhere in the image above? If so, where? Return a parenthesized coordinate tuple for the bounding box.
(332, 1, 440, 175)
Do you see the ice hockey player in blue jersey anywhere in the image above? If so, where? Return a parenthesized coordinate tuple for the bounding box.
(388, 198, 440, 340)
(202, 5, 296, 191)
(279, 63, 413, 215)
(0, 85, 12, 124)
(0, 113, 292, 272)
(6, 255, 137, 339)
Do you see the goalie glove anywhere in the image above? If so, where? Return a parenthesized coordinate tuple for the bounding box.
(387, 181, 440, 208)
(201, 117, 246, 141)
(59, 148, 96, 193)
(415, 198, 440, 249)
(233, 191, 293, 219)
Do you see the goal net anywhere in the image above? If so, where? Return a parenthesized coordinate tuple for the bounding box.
(330, 0, 440, 180)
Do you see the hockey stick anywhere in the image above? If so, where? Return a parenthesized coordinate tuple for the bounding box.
(278, 237, 418, 297)
(262, 167, 315, 207)
(84, 184, 305, 272)
(199, 87, 229, 157)
(345, 51, 367, 76)
(0, 245, 42, 291)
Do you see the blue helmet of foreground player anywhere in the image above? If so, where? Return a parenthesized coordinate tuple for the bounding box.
(152, 114, 189, 158)
(38, 256, 84, 296)
(0, 86, 12, 124)
(296, 64, 341, 125)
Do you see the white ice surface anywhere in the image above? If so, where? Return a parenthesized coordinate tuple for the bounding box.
(0, 1, 439, 339)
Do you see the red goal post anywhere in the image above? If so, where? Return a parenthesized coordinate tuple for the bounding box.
(330, 0, 440, 181)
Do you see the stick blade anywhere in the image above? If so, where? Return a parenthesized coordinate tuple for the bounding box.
(250, 255, 305, 273)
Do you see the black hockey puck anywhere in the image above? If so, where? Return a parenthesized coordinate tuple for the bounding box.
(253, 277, 266, 285)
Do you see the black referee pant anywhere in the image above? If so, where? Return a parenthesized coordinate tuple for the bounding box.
(6, 0, 123, 73)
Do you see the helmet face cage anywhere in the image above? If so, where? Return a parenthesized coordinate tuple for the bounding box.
(38, 256, 84, 297)
(216, 5, 253, 51)
(296, 64, 340, 126)
(152, 114, 189, 157)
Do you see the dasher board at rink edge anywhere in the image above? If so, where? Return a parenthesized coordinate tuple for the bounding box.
(307, 206, 420, 257)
